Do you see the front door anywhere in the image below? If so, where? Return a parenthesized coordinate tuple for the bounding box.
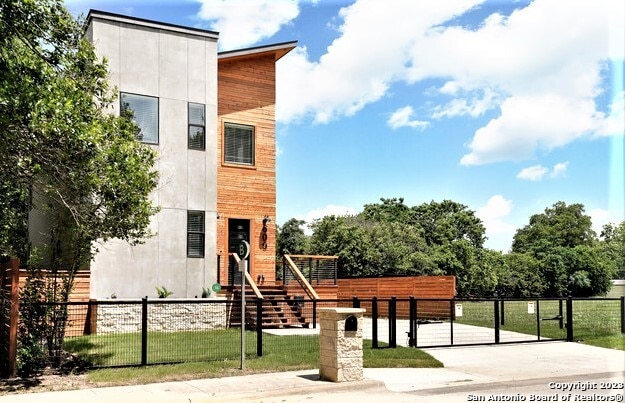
(228, 219, 250, 285)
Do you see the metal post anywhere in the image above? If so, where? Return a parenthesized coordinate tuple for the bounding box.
(240, 259, 247, 370)
(409, 297, 416, 347)
(620, 296, 624, 335)
(500, 300, 505, 326)
(256, 298, 263, 357)
(312, 299, 317, 329)
(389, 297, 397, 348)
(449, 299, 455, 345)
(141, 297, 148, 366)
(372, 297, 378, 348)
(494, 299, 500, 344)
(536, 299, 541, 340)
(558, 299, 564, 329)
(566, 297, 573, 342)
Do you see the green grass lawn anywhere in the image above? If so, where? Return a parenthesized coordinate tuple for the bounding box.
(65, 331, 442, 386)
(454, 299, 624, 350)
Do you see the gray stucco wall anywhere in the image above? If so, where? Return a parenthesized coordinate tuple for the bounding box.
(88, 16, 219, 299)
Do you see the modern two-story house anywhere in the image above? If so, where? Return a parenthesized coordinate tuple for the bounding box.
(85, 10, 295, 299)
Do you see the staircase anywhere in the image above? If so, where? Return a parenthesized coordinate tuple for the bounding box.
(231, 285, 311, 329)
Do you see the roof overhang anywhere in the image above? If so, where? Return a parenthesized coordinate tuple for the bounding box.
(218, 41, 298, 63)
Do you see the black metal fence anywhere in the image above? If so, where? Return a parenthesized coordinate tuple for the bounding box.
(19, 296, 625, 369)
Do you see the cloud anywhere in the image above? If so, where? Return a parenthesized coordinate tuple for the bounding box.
(297, 204, 358, 234)
(517, 162, 569, 181)
(589, 208, 623, 237)
(517, 165, 548, 181)
(550, 162, 569, 178)
(197, 0, 300, 50)
(387, 106, 429, 130)
(475, 195, 516, 251)
(275, 0, 622, 165)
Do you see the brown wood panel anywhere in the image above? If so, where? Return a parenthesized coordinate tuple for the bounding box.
(336, 276, 456, 318)
(217, 53, 278, 285)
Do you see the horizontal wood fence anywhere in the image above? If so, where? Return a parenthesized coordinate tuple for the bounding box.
(337, 276, 456, 319)
(0, 259, 91, 378)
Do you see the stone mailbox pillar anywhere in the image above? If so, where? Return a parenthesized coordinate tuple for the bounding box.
(318, 307, 365, 382)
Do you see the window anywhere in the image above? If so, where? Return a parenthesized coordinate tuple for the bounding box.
(121, 93, 159, 144)
(188, 102, 205, 150)
(224, 123, 254, 165)
(187, 211, 205, 258)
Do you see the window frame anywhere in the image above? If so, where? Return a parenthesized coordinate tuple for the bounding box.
(187, 211, 205, 258)
(120, 92, 159, 145)
(223, 122, 255, 166)
(188, 102, 205, 150)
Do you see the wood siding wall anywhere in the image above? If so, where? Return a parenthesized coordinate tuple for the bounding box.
(217, 54, 277, 284)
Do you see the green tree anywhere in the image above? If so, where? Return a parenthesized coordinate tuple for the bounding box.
(0, 0, 158, 269)
(510, 202, 613, 297)
(601, 221, 625, 279)
(276, 218, 309, 256)
(499, 253, 545, 297)
(411, 200, 486, 248)
(1, 0, 159, 371)
(511, 202, 596, 253)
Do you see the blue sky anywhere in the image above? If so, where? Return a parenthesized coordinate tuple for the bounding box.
(66, 0, 625, 252)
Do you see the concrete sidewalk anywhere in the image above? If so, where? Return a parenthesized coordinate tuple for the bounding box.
(0, 342, 623, 402)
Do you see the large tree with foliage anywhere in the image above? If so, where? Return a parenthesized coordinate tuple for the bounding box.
(511, 202, 612, 296)
(601, 221, 625, 279)
(0, 0, 158, 271)
(1, 0, 159, 373)
(276, 218, 309, 256)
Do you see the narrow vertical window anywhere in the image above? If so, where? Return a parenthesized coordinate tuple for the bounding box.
(188, 102, 205, 150)
(120, 92, 159, 144)
(187, 211, 205, 258)
(224, 123, 254, 165)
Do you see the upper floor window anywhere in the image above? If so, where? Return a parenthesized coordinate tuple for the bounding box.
(187, 211, 205, 258)
(224, 123, 254, 166)
(121, 93, 159, 144)
(188, 102, 205, 150)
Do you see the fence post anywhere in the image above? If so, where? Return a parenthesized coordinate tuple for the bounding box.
(500, 300, 505, 326)
(1, 258, 20, 378)
(566, 297, 573, 342)
(449, 299, 454, 346)
(141, 297, 148, 366)
(408, 297, 416, 347)
(536, 299, 541, 340)
(312, 299, 317, 329)
(389, 296, 397, 348)
(621, 297, 625, 334)
(558, 299, 564, 330)
(494, 299, 500, 344)
(372, 297, 378, 348)
(256, 298, 263, 357)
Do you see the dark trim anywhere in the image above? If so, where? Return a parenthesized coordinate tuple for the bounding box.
(87, 9, 219, 38)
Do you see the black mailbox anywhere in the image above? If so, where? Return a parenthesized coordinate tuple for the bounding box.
(345, 315, 358, 332)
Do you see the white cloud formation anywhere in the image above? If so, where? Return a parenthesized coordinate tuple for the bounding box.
(517, 162, 569, 181)
(197, 0, 300, 49)
(517, 165, 548, 181)
(275, 0, 623, 164)
(475, 195, 516, 251)
(550, 162, 569, 179)
(589, 208, 623, 237)
(387, 106, 429, 130)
